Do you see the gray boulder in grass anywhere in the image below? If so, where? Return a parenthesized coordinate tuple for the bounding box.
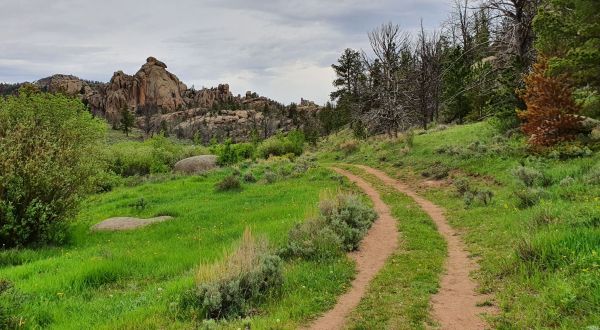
(173, 155, 218, 174)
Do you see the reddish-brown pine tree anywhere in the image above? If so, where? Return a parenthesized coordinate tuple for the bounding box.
(518, 58, 583, 147)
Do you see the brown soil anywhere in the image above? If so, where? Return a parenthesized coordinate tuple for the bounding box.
(304, 167, 399, 330)
(91, 216, 173, 231)
(355, 165, 495, 329)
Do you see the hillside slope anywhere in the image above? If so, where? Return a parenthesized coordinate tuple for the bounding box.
(317, 122, 600, 329)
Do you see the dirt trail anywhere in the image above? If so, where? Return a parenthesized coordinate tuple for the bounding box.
(305, 167, 399, 330)
(355, 164, 494, 330)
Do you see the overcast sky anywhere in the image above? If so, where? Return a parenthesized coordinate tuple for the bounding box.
(0, 0, 450, 104)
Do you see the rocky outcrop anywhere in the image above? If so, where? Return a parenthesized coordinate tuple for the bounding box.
(37, 74, 86, 95)
(31, 57, 321, 142)
(102, 57, 188, 122)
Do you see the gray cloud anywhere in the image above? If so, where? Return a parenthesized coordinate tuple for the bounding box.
(0, 0, 450, 104)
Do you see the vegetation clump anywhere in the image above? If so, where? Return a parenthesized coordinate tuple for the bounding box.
(421, 162, 450, 180)
(281, 193, 377, 259)
(256, 131, 305, 159)
(0, 279, 22, 329)
(215, 175, 242, 192)
(181, 229, 283, 320)
(0, 90, 104, 247)
(211, 139, 255, 166)
(106, 135, 202, 177)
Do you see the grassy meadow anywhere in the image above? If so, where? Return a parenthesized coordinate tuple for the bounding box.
(0, 165, 358, 329)
(318, 121, 600, 329)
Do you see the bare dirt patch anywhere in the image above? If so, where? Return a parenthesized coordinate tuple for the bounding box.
(91, 216, 173, 231)
(304, 167, 399, 330)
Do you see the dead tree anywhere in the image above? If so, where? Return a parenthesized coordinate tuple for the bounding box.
(481, 0, 542, 68)
(365, 23, 415, 137)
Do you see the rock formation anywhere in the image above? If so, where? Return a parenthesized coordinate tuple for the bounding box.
(25, 57, 320, 142)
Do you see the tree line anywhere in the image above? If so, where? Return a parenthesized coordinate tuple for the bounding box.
(321, 0, 599, 146)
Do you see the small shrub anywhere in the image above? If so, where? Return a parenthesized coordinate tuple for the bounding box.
(213, 139, 238, 166)
(559, 176, 576, 186)
(339, 140, 359, 155)
(453, 177, 471, 196)
(280, 218, 343, 260)
(585, 166, 600, 185)
(475, 189, 494, 206)
(463, 191, 476, 208)
(281, 193, 377, 259)
(515, 187, 545, 208)
(181, 229, 283, 320)
(256, 131, 305, 159)
(547, 143, 593, 160)
(130, 198, 148, 210)
(212, 140, 255, 166)
(319, 193, 378, 251)
(512, 166, 545, 187)
(263, 171, 278, 184)
(531, 209, 559, 228)
(422, 162, 450, 180)
(215, 175, 241, 192)
(243, 172, 257, 183)
(467, 141, 488, 154)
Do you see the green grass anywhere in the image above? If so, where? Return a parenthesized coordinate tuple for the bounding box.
(337, 164, 446, 330)
(318, 122, 600, 329)
(0, 168, 356, 329)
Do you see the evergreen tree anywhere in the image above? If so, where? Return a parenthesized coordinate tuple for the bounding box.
(120, 105, 134, 137)
(331, 48, 365, 100)
(534, 0, 600, 89)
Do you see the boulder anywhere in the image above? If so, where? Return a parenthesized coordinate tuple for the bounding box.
(173, 155, 218, 174)
(92, 216, 173, 231)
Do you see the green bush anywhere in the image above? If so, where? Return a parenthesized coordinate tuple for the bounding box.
(263, 171, 278, 184)
(242, 172, 257, 183)
(256, 131, 305, 159)
(0, 90, 105, 247)
(421, 162, 451, 180)
(547, 143, 593, 160)
(280, 218, 343, 260)
(281, 193, 377, 259)
(181, 229, 283, 320)
(453, 177, 471, 196)
(585, 165, 600, 185)
(106, 135, 200, 177)
(320, 194, 378, 251)
(515, 187, 545, 208)
(215, 175, 241, 192)
(512, 166, 548, 187)
(211, 140, 255, 166)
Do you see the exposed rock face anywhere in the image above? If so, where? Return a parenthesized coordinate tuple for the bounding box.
(31, 57, 321, 142)
(102, 57, 188, 122)
(37, 74, 86, 95)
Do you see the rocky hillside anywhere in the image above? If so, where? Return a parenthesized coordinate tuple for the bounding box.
(7, 57, 319, 143)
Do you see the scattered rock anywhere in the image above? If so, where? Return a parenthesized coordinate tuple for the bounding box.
(173, 155, 217, 174)
(92, 216, 173, 231)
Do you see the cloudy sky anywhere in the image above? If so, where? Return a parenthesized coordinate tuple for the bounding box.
(0, 0, 450, 104)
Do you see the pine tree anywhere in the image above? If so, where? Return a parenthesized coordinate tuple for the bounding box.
(518, 58, 583, 147)
(120, 105, 134, 137)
